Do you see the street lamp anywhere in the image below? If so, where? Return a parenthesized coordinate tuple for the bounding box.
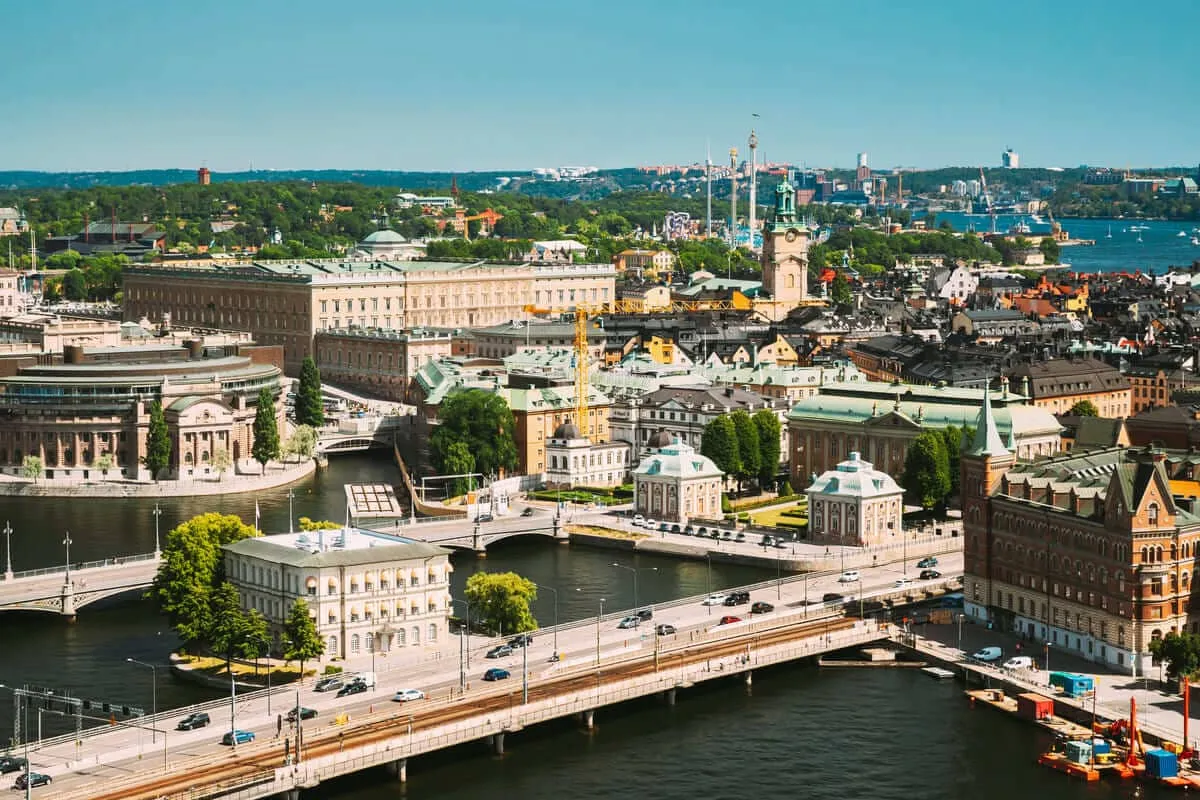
(126, 658, 158, 743)
(62, 533, 73, 582)
(3, 520, 12, 581)
(450, 599, 472, 693)
(611, 563, 657, 611)
(577, 589, 606, 665)
(1044, 642, 1052, 688)
(0, 685, 30, 800)
(957, 614, 965, 654)
(533, 583, 560, 655)
(151, 504, 162, 558)
(287, 488, 295, 534)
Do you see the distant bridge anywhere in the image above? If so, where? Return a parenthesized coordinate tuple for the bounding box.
(0, 553, 159, 617)
(316, 414, 412, 455)
(402, 517, 567, 553)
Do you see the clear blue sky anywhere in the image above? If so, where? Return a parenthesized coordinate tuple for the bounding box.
(3, 0, 1197, 172)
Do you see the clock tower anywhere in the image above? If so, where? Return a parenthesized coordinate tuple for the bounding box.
(761, 175, 808, 306)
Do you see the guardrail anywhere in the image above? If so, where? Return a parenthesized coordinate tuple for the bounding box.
(7, 552, 159, 582)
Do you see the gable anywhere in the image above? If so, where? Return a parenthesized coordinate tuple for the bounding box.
(863, 410, 921, 430)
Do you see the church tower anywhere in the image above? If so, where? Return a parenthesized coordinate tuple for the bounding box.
(960, 387, 1016, 626)
(760, 175, 808, 306)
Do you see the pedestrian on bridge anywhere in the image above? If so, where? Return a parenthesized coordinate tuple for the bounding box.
(276, 714, 282, 739)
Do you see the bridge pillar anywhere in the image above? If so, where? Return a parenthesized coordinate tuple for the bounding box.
(278, 790, 302, 800)
(580, 710, 594, 730)
(744, 671, 752, 687)
(385, 758, 408, 783)
(473, 524, 486, 557)
(492, 732, 505, 756)
(553, 514, 568, 544)
(664, 688, 676, 706)
(61, 581, 77, 621)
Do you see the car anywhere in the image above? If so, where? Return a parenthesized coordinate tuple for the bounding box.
(1002, 656, 1034, 671)
(633, 514, 645, 526)
(919, 569, 942, 580)
(12, 773, 51, 790)
(176, 712, 211, 731)
(285, 707, 318, 722)
(658, 522, 669, 532)
(509, 633, 534, 648)
(773, 539, 788, 549)
(971, 647, 1003, 662)
(750, 601, 774, 614)
(521, 507, 535, 517)
(722, 530, 732, 539)
(822, 592, 845, 603)
(635, 608, 654, 621)
(839, 570, 860, 583)
(617, 616, 641, 629)
(917, 557, 939, 568)
(710, 531, 721, 540)
(684, 526, 695, 536)
(393, 689, 426, 702)
(314, 677, 344, 693)
(696, 527, 708, 536)
(0, 757, 27, 775)
(486, 645, 514, 659)
(761, 535, 774, 547)
(337, 681, 368, 698)
(477, 513, 493, 522)
(735, 532, 746, 542)
(671, 524, 682, 533)
(718, 615, 742, 625)
(894, 577, 914, 588)
(221, 729, 256, 746)
(702, 594, 728, 606)
(482, 668, 511, 681)
(655, 623, 677, 635)
(723, 591, 750, 606)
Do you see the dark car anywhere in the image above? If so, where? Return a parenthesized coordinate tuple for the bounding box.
(0, 757, 27, 775)
(477, 513, 493, 522)
(13, 773, 51, 790)
(655, 623, 677, 635)
(285, 707, 318, 722)
(723, 590, 750, 606)
(483, 668, 511, 681)
(176, 712, 211, 731)
(337, 680, 368, 698)
(314, 677, 344, 693)
(920, 569, 942, 580)
(521, 507, 535, 517)
(822, 592, 845, 603)
(509, 634, 534, 648)
(486, 645, 514, 659)
(635, 608, 653, 621)
(750, 601, 774, 614)
(917, 557, 939, 568)
(718, 615, 742, 625)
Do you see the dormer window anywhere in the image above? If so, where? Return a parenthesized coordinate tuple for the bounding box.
(1148, 503, 1159, 526)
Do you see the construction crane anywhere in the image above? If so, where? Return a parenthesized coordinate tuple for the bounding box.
(521, 304, 599, 440)
(979, 167, 997, 234)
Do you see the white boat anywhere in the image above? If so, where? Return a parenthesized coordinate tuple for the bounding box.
(1179, 231, 1189, 237)
(1192, 237, 1200, 246)
(1009, 220, 1032, 235)
(1030, 214, 1045, 224)
(1106, 226, 1112, 239)
(1137, 234, 1143, 243)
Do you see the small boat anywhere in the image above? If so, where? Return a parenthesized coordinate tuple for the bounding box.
(1106, 226, 1113, 239)
(1137, 234, 1143, 243)
(1192, 237, 1200, 246)
(1178, 231, 1189, 237)
(922, 666, 955, 680)
(1030, 214, 1045, 224)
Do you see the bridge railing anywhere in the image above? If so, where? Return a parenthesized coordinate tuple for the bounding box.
(7, 552, 159, 582)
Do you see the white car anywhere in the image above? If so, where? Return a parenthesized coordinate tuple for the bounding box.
(838, 570, 860, 583)
(393, 688, 426, 702)
(633, 514, 645, 526)
(702, 594, 728, 606)
(1002, 656, 1033, 671)
(893, 577, 913, 588)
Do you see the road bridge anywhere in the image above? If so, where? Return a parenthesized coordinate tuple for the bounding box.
(0, 553, 159, 617)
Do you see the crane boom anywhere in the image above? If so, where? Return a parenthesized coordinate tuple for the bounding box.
(979, 167, 996, 234)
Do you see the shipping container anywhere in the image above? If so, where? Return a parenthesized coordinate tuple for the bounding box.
(1049, 672, 1095, 698)
(1017, 692, 1054, 721)
(1065, 740, 1092, 764)
(1145, 748, 1179, 779)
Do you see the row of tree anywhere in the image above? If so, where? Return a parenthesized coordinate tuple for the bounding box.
(699, 410, 782, 492)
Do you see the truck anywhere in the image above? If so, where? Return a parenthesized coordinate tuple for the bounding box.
(353, 671, 377, 689)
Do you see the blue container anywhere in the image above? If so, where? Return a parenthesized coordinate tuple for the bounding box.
(1145, 749, 1179, 779)
(1049, 671, 1096, 698)
(1090, 738, 1112, 756)
(1065, 740, 1091, 764)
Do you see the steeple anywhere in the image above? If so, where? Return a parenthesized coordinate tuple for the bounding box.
(768, 172, 798, 230)
(968, 385, 1009, 457)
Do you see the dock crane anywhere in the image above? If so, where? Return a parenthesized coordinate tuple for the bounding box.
(979, 167, 997, 234)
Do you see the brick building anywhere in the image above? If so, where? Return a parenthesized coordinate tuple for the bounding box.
(1008, 358, 1131, 418)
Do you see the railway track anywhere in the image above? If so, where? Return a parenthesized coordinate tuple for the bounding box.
(76, 616, 859, 800)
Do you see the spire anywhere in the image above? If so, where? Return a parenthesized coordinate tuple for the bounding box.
(968, 384, 1009, 457)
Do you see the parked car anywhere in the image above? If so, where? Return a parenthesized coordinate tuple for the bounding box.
(1002, 656, 1034, 671)
(221, 730, 256, 746)
(393, 689, 426, 702)
(477, 513, 493, 523)
(314, 677, 344, 693)
(635, 608, 654, 621)
(735, 532, 746, 542)
(486, 645, 514, 659)
(12, 773, 50, 790)
(761, 535, 774, 547)
(285, 707, 318, 722)
(509, 633, 534, 648)
(750, 601, 774, 614)
(718, 615, 742, 625)
(917, 557, 939, 568)
(684, 526, 696, 536)
(671, 524, 682, 533)
(724, 591, 750, 606)
(337, 681, 368, 698)
(971, 647, 1003, 662)
(617, 616, 641, 629)
(838, 570, 860, 583)
(773, 539, 788, 549)
(633, 514, 645, 526)
(0, 757, 27, 775)
(894, 577, 914, 588)
(483, 668, 511, 681)
(655, 623, 677, 635)
(702, 594, 728, 606)
(176, 712, 211, 731)
(919, 569, 942, 580)
(521, 507, 535, 517)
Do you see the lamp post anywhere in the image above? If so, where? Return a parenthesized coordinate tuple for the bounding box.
(3, 520, 12, 581)
(534, 583, 560, 655)
(582, 595, 605, 666)
(0, 685, 30, 800)
(151, 504, 162, 558)
(287, 488, 295, 534)
(62, 533, 72, 582)
(450, 599, 471, 692)
(126, 658, 158, 743)
(1044, 642, 1052, 688)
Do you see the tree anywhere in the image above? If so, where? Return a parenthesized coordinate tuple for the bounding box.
(208, 582, 255, 672)
(251, 388, 281, 473)
(430, 389, 518, 479)
(298, 517, 341, 531)
(752, 410, 782, 488)
(62, 268, 88, 301)
(902, 431, 952, 511)
(211, 447, 232, 480)
(283, 598, 325, 676)
(464, 571, 538, 635)
(144, 400, 171, 480)
(441, 440, 477, 496)
(92, 452, 114, 477)
(285, 424, 317, 462)
(830, 271, 853, 307)
(1039, 236, 1060, 264)
(730, 410, 760, 490)
(1069, 400, 1099, 417)
(700, 415, 741, 480)
(295, 358, 325, 428)
(20, 455, 43, 483)
(147, 513, 258, 648)
(237, 609, 270, 662)
(938, 425, 966, 497)
(1149, 632, 1200, 682)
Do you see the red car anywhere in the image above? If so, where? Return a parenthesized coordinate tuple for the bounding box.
(718, 615, 741, 625)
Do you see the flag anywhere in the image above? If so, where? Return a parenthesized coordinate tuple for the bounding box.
(255, 499, 261, 533)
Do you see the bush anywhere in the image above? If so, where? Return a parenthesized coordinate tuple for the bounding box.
(322, 665, 343, 675)
(721, 495, 732, 514)
(612, 484, 635, 500)
(777, 480, 794, 497)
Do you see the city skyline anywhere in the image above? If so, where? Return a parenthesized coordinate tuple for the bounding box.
(1, 0, 1197, 172)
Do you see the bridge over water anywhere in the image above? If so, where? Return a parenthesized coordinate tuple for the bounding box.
(0, 552, 159, 617)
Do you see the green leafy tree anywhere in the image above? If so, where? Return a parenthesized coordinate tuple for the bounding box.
(298, 517, 342, 531)
(830, 271, 853, 307)
(147, 513, 258, 648)
(430, 389, 518, 478)
(251, 388, 281, 473)
(208, 582, 254, 672)
(902, 431, 952, 511)
(20, 455, 43, 483)
(730, 410, 761, 490)
(1069, 400, 1099, 417)
(700, 415, 741, 481)
(441, 440, 477, 496)
(283, 598, 325, 676)
(285, 424, 317, 462)
(295, 358, 325, 428)
(464, 572, 538, 635)
(62, 268, 88, 300)
(236, 610, 270, 662)
(1149, 632, 1200, 682)
(92, 452, 114, 476)
(144, 400, 171, 480)
(1039, 236, 1061, 264)
(938, 425, 965, 497)
(210, 447, 232, 480)
(752, 409, 782, 488)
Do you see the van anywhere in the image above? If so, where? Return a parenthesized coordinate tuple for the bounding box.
(1003, 656, 1034, 671)
(354, 672, 377, 689)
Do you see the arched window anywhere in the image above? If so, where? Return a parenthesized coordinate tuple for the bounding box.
(1148, 503, 1160, 526)
(412, 626, 420, 644)
(351, 634, 360, 653)
(428, 623, 438, 641)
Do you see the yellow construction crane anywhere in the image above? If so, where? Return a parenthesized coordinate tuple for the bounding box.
(522, 304, 599, 439)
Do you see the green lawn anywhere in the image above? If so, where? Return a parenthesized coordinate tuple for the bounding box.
(749, 499, 807, 528)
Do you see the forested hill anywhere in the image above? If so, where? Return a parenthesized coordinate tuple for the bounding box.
(0, 169, 517, 191)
